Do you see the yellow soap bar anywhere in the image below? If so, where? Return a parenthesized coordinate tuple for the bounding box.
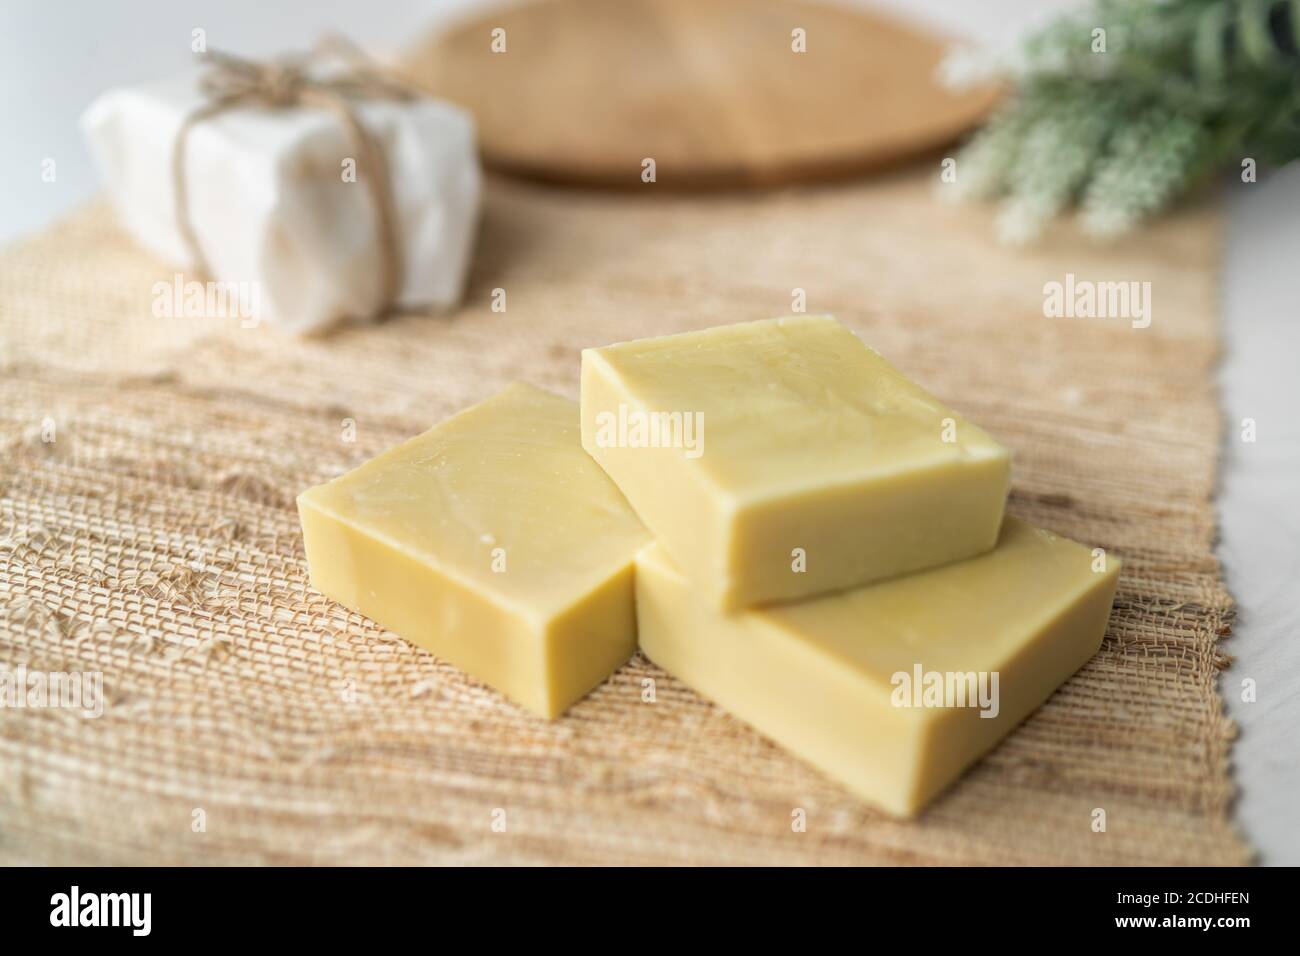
(298, 383, 651, 718)
(636, 517, 1120, 815)
(582, 315, 1011, 609)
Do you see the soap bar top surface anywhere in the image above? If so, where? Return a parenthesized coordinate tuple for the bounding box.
(302, 382, 650, 621)
(756, 517, 1111, 679)
(588, 315, 1006, 498)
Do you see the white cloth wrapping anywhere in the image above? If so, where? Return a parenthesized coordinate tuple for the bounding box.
(82, 71, 481, 333)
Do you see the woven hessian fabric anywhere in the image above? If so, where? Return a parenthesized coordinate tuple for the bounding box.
(0, 170, 1248, 864)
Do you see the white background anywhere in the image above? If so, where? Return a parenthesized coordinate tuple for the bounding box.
(2, 0, 1296, 863)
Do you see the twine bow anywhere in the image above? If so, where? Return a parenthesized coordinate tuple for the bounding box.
(172, 37, 416, 318)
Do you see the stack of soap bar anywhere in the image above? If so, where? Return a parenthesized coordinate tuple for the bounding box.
(636, 517, 1121, 815)
(581, 315, 1011, 608)
(295, 315, 1121, 819)
(298, 383, 650, 718)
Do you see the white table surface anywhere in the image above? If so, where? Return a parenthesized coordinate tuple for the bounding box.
(2, 0, 1296, 864)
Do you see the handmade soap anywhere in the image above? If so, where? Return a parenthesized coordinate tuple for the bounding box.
(298, 383, 650, 718)
(636, 517, 1120, 815)
(581, 315, 1011, 609)
(83, 69, 480, 332)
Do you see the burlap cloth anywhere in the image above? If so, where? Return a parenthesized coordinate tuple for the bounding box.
(0, 169, 1249, 865)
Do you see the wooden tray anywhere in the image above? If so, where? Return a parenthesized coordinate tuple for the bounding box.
(403, 0, 1000, 188)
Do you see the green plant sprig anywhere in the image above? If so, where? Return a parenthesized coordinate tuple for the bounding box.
(951, 0, 1300, 240)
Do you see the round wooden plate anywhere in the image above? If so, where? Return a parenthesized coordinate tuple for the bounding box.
(402, 0, 1000, 189)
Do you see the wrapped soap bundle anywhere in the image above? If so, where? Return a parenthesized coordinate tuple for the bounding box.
(83, 38, 481, 333)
